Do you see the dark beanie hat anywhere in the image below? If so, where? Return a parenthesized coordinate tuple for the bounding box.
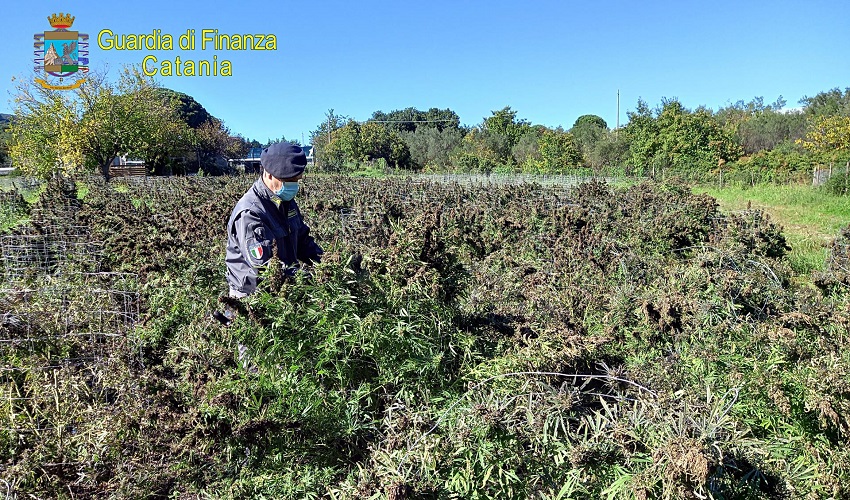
(261, 142, 307, 179)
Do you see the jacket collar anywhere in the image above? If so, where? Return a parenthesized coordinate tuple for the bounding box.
(252, 177, 287, 209)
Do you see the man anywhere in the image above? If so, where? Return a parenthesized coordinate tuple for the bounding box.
(225, 141, 323, 298)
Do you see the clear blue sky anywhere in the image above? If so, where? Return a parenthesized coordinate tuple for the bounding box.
(2, 0, 848, 143)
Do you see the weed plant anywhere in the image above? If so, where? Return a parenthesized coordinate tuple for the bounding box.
(0, 175, 848, 498)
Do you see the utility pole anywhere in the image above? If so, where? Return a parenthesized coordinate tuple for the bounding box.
(616, 89, 620, 136)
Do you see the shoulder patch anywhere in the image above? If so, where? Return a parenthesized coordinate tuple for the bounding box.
(249, 242, 264, 260)
(288, 209, 298, 218)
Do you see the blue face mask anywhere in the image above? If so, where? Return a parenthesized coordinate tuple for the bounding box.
(275, 182, 299, 201)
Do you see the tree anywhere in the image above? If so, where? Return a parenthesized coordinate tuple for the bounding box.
(323, 120, 412, 171)
(623, 99, 659, 174)
(370, 107, 461, 133)
(74, 67, 180, 179)
(8, 78, 79, 178)
(573, 114, 607, 130)
(193, 118, 245, 174)
(582, 130, 630, 171)
(570, 114, 608, 163)
(9, 66, 200, 180)
(624, 98, 741, 174)
(310, 109, 348, 170)
(399, 126, 463, 170)
(531, 128, 583, 173)
(715, 97, 806, 155)
(156, 88, 212, 128)
(0, 114, 14, 166)
(798, 115, 850, 161)
(127, 82, 193, 176)
(801, 88, 850, 117)
(483, 106, 531, 148)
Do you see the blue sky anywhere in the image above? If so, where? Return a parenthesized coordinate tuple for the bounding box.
(2, 0, 848, 143)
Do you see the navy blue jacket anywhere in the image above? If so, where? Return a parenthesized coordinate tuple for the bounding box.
(226, 178, 323, 294)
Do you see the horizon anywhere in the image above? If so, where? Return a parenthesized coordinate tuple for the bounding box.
(2, 1, 848, 142)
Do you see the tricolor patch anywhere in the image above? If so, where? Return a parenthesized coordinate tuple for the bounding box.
(249, 243, 263, 260)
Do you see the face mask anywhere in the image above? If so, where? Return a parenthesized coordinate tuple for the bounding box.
(275, 182, 299, 201)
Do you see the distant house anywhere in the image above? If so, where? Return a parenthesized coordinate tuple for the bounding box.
(302, 145, 314, 164)
(229, 144, 313, 173)
(109, 154, 147, 177)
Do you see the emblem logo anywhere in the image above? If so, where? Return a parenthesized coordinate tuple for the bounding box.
(33, 13, 89, 90)
(249, 243, 264, 260)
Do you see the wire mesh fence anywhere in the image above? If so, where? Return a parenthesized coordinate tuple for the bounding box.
(0, 192, 140, 437)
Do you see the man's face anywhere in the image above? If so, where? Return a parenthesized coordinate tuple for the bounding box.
(264, 171, 303, 192)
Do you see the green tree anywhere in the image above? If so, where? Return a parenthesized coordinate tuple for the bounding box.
(310, 109, 348, 170)
(451, 128, 506, 173)
(0, 114, 13, 166)
(323, 120, 411, 171)
(573, 114, 608, 130)
(370, 107, 461, 133)
(129, 84, 193, 176)
(588, 130, 631, 171)
(399, 127, 463, 171)
(625, 98, 741, 174)
(571, 114, 609, 163)
(193, 118, 246, 174)
(510, 126, 545, 166)
(528, 128, 583, 173)
(8, 78, 79, 178)
(483, 106, 531, 148)
(715, 97, 807, 154)
(155, 88, 212, 128)
(623, 98, 659, 174)
(801, 87, 850, 117)
(74, 68, 179, 179)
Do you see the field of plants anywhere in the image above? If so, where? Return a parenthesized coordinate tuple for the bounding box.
(1, 174, 850, 498)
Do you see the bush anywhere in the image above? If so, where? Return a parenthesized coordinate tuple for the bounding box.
(823, 170, 850, 196)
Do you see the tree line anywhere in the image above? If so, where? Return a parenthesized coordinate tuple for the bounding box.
(309, 91, 850, 177)
(4, 66, 850, 179)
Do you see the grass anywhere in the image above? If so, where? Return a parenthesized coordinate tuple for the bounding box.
(695, 183, 850, 273)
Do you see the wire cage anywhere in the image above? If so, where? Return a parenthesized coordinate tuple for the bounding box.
(0, 272, 140, 432)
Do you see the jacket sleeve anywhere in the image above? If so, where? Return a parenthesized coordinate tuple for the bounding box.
(294, 204, 323, 264)
(227, 209, 274, 293)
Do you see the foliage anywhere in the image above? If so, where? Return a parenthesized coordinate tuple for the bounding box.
(823, 170, 850, 197)
(398, 127, 464, 171)
(798, 115, 850, 161)
(624, 98, 742, 174)
(570, 114, 608, 161)
(323, 120, 412, 171)
(310, 109, 349, 169)
(192, 118, 246, 175)
(524, 128, 583, 173)
(370, 107, 461, 133)
(6, 67, 222, 180)
(0, 114, 12, 166)
(715, 97, 807, 155)
(451, 128, 509, 173)
(483, 106, 532, 149)
(732, 140, 817, 174)
(587, 130, 631, 172)
(801, 87, 850, 117)
(573, 114, 608, 130)
(3, 175, 850, 498)
(8, 80, 79, 178)
(155, 88, 213, 129)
